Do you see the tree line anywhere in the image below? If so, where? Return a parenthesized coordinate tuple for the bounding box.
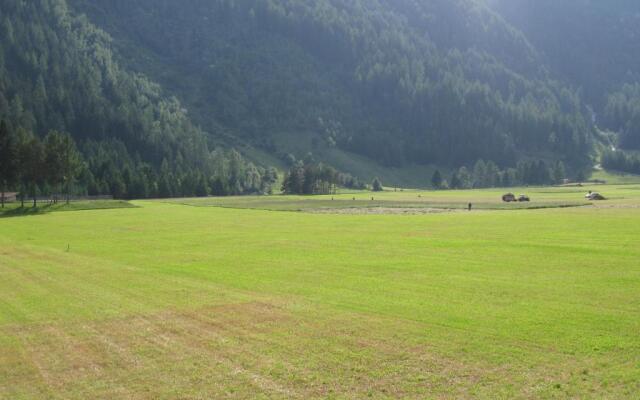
(1, 115, 577, 206)
(0, 120, 81, 207)
(0, 119, 279, 206)
(81, 140, 278, 199)
(0, 0, 595, 198)
(281, 160, 365, 195)
(601, 150, 640, 175)
(604, 84, 640, 150)
(432, 159, 568, 190)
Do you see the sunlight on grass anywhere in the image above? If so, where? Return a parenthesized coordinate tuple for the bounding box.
(1, 185, 639, 398)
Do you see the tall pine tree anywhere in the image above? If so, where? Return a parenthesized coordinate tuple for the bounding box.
(0, 120, 18, 207)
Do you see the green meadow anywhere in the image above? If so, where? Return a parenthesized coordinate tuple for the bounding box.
(1, 183, 639, 398)
(0, 200, 136, 218)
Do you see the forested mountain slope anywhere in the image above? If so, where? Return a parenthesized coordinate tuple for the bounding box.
(0, 0, 207, 164)
(70, 0, 593, 171)
(0, 0, 276, 198)
(487, 0, 640, 150)
(2, 0, 613, 196)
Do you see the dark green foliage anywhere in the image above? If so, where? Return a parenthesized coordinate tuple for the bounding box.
(449, 172, 462, 190)
(0, 0, 207, 166)
(17, 134, 46, 207)
(453, 158, 566, 189)
(489, 1, 640, 153)
(551, 161, 567, 184)
(371, 178, 383, 192)
(80, 142, 273, 198)
(282, 162, 337, 195)
(282, 161, 361, 195)
(1, 124, 272, 202)
(456, 167, 472, 189)
(601, 150, 640, 175)
(4, 130, 84, 206)
(68, 0, 593, 171)
(489, 0, 640, 110)
(1, 0, 629, 183)
(44, 131, 82, 203)
(603, 84, 640, 150)
(0, 0, 272, 200)
(431, 170, 443, 190)
(0, 120, 18, 207)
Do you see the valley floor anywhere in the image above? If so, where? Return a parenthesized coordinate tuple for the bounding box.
(1, 183, 639, 398)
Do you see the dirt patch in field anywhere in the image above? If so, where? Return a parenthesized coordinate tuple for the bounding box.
(305, 207, 466, 215)
(590, 202, 640, 209)
(1, 299, 621, 399)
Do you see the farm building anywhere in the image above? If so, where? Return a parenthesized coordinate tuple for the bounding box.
(2, 192, 17, 203)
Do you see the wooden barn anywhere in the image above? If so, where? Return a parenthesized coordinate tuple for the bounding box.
(2, 192, 18, 203)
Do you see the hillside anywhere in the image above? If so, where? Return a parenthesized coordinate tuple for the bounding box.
(487, 0, 640, 150)
(0, 0, 275, 198)
(5, 0, 634, 196)
(68, 0, 593, 172)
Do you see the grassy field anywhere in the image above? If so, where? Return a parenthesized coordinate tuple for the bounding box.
(591, 169, 640, 185)
(1, 183, 639, 398)
(163, 183, 640, 211)
(0, 200, 136, 218)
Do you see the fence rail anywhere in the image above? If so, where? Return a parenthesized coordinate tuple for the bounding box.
(6, 194, 114, 202)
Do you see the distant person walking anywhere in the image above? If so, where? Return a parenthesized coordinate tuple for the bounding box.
(468, 203, 472, 211)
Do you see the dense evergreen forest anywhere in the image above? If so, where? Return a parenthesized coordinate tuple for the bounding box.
(489, 0, 640, 151)
(602, 150, 640, 176)
(1, 0, 639, 200)
(71, 0, 593, 170)
(0, 0, 277, 199)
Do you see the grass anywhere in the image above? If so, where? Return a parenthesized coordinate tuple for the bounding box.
(0, 200, 136, 218)
(591, 168, 640, 184)
(1, 183, 639, 398)
(161, 183, 640, 212)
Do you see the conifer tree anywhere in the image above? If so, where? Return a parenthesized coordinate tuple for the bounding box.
(372, 177, 383, 192)
(0, 120, 18, 208)
(431, 170, 443, 189)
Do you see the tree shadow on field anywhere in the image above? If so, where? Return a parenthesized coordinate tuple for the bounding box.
(0, 204, 55, 218)
(0, 201, 137, 218)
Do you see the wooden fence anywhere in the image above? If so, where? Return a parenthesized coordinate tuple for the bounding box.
(8, 194, 114, 202)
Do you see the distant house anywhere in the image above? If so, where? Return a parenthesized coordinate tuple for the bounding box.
(2, 192, 17, 203)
